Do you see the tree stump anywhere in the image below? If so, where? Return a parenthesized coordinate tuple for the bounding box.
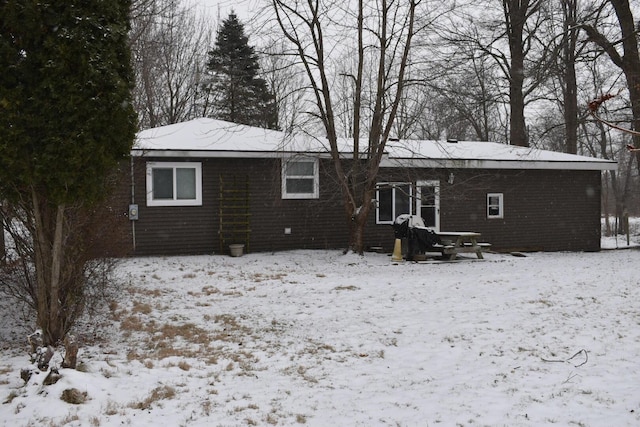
(62, 335, 79, 369)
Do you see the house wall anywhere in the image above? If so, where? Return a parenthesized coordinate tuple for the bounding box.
(131, 157, 351, 255)
(365, 167, 602, 252)
(128, 156, 602, 256)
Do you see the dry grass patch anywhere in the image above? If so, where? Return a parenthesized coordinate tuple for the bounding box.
(212, 314, 251, 343)
(103, 400, 119, 416)
(126, 349, 140, 361)
(222, 290, 244, 297)
(126, 286, 163, 297)
(60, 388, 88, 404)
(119, 315, 146, 333)
(529, 299, 553, 307)
(129, 385, 176, 410)
(132, 301, 152, 315)
(56, 413, 81, 424)
(108, 300, 118, 313)
(159, 322, 209, 344)
(251, 272, 288, 283)
(154, 343, 199, 360)
(333, 285, 359, 291)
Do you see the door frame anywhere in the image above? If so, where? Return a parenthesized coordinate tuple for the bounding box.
(416, 180, 440, 231)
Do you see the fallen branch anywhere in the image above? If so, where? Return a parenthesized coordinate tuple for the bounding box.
(562, 371, 581, 384)
(587, 92, 640, 138)
(541, 349, 588, 368)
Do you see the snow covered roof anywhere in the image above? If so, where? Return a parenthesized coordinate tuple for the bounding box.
(133, 118, 325, 156)
(133, 118, 617, 171)
(383, 139, 617, 171)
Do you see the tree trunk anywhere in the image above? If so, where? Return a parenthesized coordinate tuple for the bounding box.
(562, 0, 578, 154)
(504, 0, 531, 147)
(609, 0, 640, 125)
(0, 201, 5, 265)
(347, 185, 375, 254)
(609, 0, 640, 174)
(31, 189, 66, 346)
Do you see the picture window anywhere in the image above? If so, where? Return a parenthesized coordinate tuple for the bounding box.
(376, 183, 412, 224)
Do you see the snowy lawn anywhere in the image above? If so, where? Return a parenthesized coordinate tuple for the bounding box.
(1, 245, 640, 426)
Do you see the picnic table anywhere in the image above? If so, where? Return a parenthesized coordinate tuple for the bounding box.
(431, 231, 491, 260)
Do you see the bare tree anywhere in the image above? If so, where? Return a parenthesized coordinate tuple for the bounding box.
(432, 0, 551, 146)
(581, 0, 640, 164)
(502, 0, 545, 147)
(269, 0, 424, 253)
(531, 0, 593, 154)
(559, 0, 580, 153)
(131, 0, 212, 128)
(259, 41, 309, 135)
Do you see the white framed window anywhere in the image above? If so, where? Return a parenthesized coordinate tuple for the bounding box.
(282, 158, 319, 199)
(376, 182, 412, 224)
(487, 193, 504, 219)
(146, 162, 202, 206)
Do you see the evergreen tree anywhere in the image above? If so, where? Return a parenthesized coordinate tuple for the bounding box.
(205, 12, 278, 129)
(0, 0, 137, 345)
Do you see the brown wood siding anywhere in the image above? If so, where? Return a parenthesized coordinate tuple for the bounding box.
(131, 157, 350, 255)
(131, 157, 216, 255)
(128, 157, 602, 256)
(246, 158, 349, 252)
(365, 168, 602, 252)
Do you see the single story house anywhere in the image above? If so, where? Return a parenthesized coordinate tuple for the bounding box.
(121, 118, 617, 256)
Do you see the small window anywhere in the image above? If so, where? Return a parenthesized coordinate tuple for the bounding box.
(282, 158, 319, 199)
(146, 162, 202, 206)
(487, 193, 504, 219)
(376, 183, 412, 224)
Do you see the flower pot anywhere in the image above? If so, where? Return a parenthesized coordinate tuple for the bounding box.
(229, 244, 244, 257)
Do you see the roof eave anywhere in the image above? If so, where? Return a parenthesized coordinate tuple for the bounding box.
(131, 149, 337, 159)
(131, 149, 617, 171)
(380, 158, 618, 171)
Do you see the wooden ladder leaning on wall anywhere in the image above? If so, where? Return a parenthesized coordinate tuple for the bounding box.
(218, 175, 251, 254)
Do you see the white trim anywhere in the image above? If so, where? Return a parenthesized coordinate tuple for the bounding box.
(416, 180, 440, 231)
(134, 150, 617, 171)
(132, 149, 339, 159)
(382, 158, 617, 171)
(487, 193, 504, 219)
(146, 161, 202, 207)
(281, 158, 319, 199)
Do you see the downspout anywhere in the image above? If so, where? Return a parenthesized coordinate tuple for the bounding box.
(130, 156, 136, 253)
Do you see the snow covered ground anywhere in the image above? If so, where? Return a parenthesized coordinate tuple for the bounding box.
(1, 236, 640, 426)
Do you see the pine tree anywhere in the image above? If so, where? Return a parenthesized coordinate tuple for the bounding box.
(0, 0, 137, 345)
(205, 12, 278, 129)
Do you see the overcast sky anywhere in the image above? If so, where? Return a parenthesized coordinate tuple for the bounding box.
(185, 0, 264, 23)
